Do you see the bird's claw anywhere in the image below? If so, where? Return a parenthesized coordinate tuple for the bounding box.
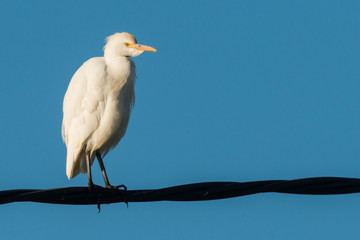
(115, 184, 127, 191)
(88, 183, 102, 192)
(105, 184, 127, 191)
(88, 183, 102, 212)
(104, 184, 128, 207)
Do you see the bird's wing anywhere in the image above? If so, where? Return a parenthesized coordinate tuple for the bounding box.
(62, 57, 107, 178)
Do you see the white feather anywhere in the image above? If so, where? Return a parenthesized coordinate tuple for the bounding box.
(62, 32, 155, 179)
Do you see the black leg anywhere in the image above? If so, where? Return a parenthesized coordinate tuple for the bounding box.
(86, 152, 102, 212)
(86, 152, 94, 189)
(96, 151, 127, 190)
(96, 151, 112, 188)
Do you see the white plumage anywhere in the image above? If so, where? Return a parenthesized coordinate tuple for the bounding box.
(62, 32, 156, 187)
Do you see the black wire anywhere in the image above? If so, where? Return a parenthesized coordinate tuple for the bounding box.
(1, 177, 360, 206)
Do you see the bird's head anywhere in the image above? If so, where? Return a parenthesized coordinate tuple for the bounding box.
(104, 32, 157, 57)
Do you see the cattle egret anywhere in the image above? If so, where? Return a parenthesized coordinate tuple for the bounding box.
(62, 32, 156, 189)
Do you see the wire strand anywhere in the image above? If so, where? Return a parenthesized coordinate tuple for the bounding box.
(1, 177, 360, 206)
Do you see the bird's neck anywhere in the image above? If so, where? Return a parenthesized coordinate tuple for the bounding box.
(104, 55, 131, 96)
(104, 54, 131, 82)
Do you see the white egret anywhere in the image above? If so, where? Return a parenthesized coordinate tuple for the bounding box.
(62, 32, 156, 189)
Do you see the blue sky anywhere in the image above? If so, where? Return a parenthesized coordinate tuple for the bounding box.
(1, 0, 360, 239)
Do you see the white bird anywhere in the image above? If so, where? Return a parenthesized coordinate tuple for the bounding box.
(62, 32, 156, 189)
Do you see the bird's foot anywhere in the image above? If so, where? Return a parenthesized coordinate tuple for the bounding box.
(88, 183, 103, 192)
(105, 184, 128, 207)
(105, 183, 127, 191)
(88, 183, 103, 212)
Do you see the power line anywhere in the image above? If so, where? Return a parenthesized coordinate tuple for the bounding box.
(1, 177, 360, 209)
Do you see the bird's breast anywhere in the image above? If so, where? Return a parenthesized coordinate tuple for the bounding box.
(90, 58, 135, 155)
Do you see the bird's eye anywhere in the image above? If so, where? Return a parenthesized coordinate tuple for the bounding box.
(124, 42, 130, 47)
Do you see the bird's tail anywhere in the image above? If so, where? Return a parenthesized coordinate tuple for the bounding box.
(66, 145, 95, 179)
(66, 145, 84, 179)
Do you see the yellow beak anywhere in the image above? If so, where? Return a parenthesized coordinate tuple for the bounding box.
(128, 43, 157, 52)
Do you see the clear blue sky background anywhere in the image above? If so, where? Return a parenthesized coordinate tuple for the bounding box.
(0, 0, 359, 239)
